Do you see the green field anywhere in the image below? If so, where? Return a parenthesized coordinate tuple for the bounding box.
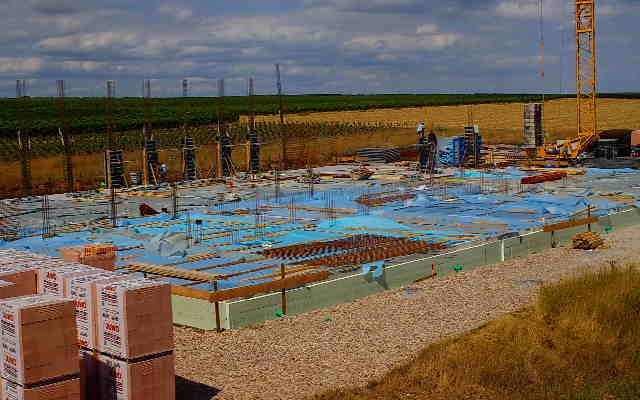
(3, 93, 626, 138)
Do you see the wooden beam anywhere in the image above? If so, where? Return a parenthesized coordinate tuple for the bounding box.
(209, 270, 330, 302)
(543, 216, 598, 232)
(124, 262, 222, 281)
(171, 285, 210, 301)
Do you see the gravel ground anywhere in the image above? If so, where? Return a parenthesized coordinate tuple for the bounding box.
(174, 226, 640, 400)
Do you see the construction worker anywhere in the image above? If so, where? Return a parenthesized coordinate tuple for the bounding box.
(417, 122, 426, 137)
(159, 163, 168, 181)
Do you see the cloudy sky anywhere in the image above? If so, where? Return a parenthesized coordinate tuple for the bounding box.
(1, 0, 638, 97)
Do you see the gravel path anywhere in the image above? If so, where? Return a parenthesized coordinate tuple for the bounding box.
(174, 226, 640, 400)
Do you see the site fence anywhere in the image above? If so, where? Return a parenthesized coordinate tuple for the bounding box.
(0, 121, 416, 198)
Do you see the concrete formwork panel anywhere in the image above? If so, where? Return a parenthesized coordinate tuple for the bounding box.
(172, 294, 221, 331)
(174, 208, 639, 330)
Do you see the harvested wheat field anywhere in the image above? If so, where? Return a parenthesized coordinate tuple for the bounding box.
(256, 98, 640, 144)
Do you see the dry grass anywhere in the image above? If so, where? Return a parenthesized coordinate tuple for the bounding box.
(258, 98, 640, 144)
(313, 265, 640, 400)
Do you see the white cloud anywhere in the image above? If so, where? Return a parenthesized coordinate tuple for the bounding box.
(62, 60, 107, 72)
(39, 32, 139, 52)
(0, 57, 43, 73)
(158, 4, 193, 21)
(416, 24, 438, 35)
(496, 1, 539, 18)
(210, 16, 336, 43)
(347, 33, 460, 52)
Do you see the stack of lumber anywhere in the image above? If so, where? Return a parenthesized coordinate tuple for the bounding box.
(0, 295, 80, 399)
(572, 232, 606, 250)
(482, 144, 526, 167)
(356, 147, 401, 163)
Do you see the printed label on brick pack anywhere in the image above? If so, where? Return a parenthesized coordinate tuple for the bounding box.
(69, 273, 114, 349)
(3, 379, 24, 400)
(38, 264, 92, 297)
(98, 355, 128, 400)
(1, 304, 24, 384)
(98, 283, 126, 357)
(98, 279, 150, 358)
(0, 295, 57, 384)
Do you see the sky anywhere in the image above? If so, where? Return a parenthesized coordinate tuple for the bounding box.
(0, 0, 638, 97)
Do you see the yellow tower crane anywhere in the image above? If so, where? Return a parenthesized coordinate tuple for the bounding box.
(539, 0, 598, 160)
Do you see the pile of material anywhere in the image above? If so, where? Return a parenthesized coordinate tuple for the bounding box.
(0, 248, 176, 400)
(521, 171, 567, 185)
(350, 167, 375, 181)
(572, 231, 606, 250)
(355, 191, 416, 207)
(356, 148, 401, 163)
(59, 244, 117, 271)
(483, 144, 527, 167)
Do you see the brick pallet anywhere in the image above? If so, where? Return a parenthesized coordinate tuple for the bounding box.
(0, 295, 80, 400)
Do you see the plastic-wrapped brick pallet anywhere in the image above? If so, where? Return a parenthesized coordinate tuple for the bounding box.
(0, 294, 80, 400)
(67, 273, 137, 400)
(96, 352, 175, 400)
(0, 378, 80, 400)
(95, 279, 173, 359)
(67, 272, 128, 350)
(92, 279, 175, 400)
(36, 264, 102, 297)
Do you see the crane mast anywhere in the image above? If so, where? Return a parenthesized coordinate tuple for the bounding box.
(538, 0, 598, 160)
(574, 0, 598, 157)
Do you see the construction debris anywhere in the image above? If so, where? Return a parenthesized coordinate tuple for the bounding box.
(521, 171, 567, 185)
(572, 231, 606, 250)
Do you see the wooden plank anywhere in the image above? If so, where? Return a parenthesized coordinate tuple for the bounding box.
(209, 270, 330, 302)
(543, 216, 598, 232)
(124, 262, 222, 282)
(171, 285, 210, 301)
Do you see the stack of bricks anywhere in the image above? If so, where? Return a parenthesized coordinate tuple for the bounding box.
(0, 249, 176, 400)
(58, 245, 117, 271)
(92, 279, 175, 400)
(0, 295, 81, 400)
(0, 250, 66, 300)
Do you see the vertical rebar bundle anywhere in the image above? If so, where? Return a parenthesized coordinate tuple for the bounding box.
(215, 79, 233, 177)
(182, 137, 197, 181)
(56, 80, 75, 192)
(246, 77, 261, 174)
(110, 186, 118, 228)
(171, 183, 178, 219)
(142, 80, 157, 185)
(106, 80, 116, 150)
(185, 210, 192, 247)
(41, 194, 50, 239)
(275, 64, 288, 169)
(16, 82, 32, 197)
(274, 167, 280, 203)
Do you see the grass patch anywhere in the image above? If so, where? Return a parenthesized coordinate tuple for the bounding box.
(313, 265, 640, 400)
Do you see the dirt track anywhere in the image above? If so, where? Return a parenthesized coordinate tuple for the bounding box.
(174, 225, 639, 400)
